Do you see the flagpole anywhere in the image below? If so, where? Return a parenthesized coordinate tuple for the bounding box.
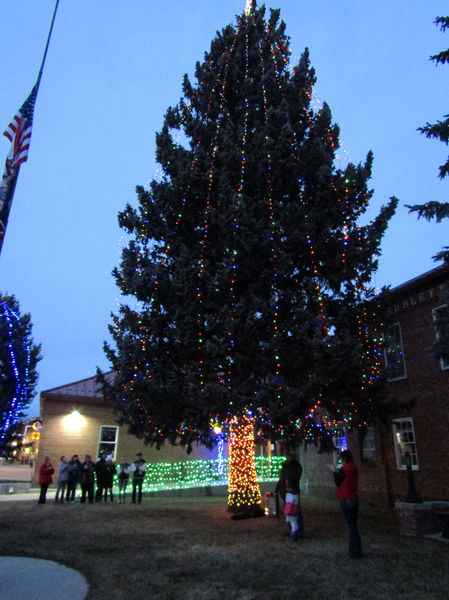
(0, 172, 19, 255)
(0, 0, 60, 257)
(36, 0, 61, 92)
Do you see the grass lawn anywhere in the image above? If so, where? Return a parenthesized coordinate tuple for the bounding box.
(0, 493, 447, 599)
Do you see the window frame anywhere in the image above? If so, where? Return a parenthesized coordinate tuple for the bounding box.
(384, 322, 407, 382)
(432, 303, 449, 370)
(392, 418, 418, 471)
(96, 425, 119, 461)
(361, 426, 376, 463)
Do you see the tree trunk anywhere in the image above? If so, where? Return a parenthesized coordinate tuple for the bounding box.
(227, 415, 263, 515)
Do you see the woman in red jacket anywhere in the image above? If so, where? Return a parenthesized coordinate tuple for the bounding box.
(37, 456, 54, 504)
(333, 450, 362, 558)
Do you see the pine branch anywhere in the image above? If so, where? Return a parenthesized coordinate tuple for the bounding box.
(418, 118, 449, 144)
(406, 201, 449, 222)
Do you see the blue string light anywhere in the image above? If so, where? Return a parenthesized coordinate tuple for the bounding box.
(0, 301, 32, 445)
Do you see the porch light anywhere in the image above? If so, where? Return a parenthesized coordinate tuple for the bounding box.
(63, 410, 85, 431)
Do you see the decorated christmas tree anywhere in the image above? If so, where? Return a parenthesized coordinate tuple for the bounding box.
(0, 294, 41, 450)
(102, 1, 397, 511)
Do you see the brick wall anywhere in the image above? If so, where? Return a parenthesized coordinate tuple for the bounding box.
(381, 272, 449, 502)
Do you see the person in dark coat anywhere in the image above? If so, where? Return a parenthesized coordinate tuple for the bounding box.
(333, 449, 362, 558)
(37, 456, 54, 504)
(66, 454, 82, 503)
(80, 454, 95, 504)
(275, 453, 304, 541)
(95, 453, 107, 502)
(103, 457, 116, 502)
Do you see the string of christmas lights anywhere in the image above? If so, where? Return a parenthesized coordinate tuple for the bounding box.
(111, 454, 284, 493)
(0, 301, 32, 444)
(111, 4, 390, 500)
(227, 416, 263, 510)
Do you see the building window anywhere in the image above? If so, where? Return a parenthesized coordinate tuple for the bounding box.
(433, 304, 449, 370)
(392, 418, 418, 471)
(97, 425, 118, 460)
(384, 322, 407, 381)
(362, 426, 376, 462)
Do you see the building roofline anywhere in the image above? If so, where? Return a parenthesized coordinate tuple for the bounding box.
(41, 371, 114, 395)
(40, 392, 109, 405)
(385, 263, 449, 297)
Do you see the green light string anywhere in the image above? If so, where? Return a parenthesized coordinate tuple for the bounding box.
(112, 455, 285, 493)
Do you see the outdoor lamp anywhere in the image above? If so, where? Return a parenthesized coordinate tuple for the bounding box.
(63, 409, 85, 431)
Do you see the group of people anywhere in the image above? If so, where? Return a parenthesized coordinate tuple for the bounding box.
(37, 452, 147, 505)
(39, 446, 362, 557)
(276, 450, 362, 558)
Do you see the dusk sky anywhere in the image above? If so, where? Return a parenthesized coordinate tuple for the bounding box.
(1, 1, 447, 418)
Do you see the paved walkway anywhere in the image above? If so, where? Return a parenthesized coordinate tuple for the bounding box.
(0, 487, 89, 599)
(0, 463, 33, 481)
(0, 556, 88, 600)
(0, 489, 40, 501)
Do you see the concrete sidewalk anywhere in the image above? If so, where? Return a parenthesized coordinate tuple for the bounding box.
(0, 487, 89, 599)
(0, 556, 88, 600)
(0, 463, 34, 481)
(0, 463, 33, 494)
(0, 489, 40, 502)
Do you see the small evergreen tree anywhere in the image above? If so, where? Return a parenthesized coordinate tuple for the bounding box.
(102, 3, 397, 508)
(0, 294, 41, 450)
(407, 16, 449, 262)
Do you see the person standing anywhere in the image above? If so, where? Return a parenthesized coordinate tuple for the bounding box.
(275, 453, 304, 542)
(37, 456, 54, 505)
(54, 456, 69, 503)
(333, 449, 362, 558)
(80, 454, 95, 504)
(103, 457, 116, 502)
(66, 454, 82, 502)
(130, 452, 146, 504)
(117, 456, 131, 503)
(95, 453, 107, 502)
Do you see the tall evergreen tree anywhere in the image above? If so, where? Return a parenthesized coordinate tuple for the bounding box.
(102, 3, 397, 493)
(407, 16, 449, 366)
(407, 16, 449, 262)
(0, 294, 41, 450)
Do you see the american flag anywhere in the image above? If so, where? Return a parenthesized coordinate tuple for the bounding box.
(0, 84, 38, 250)
(3, 84, 38, 169)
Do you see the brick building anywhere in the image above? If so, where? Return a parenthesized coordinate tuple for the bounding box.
(35, 265, 449, 504)
(373, 263, 449, 503)
(304, 264, 449, 505)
